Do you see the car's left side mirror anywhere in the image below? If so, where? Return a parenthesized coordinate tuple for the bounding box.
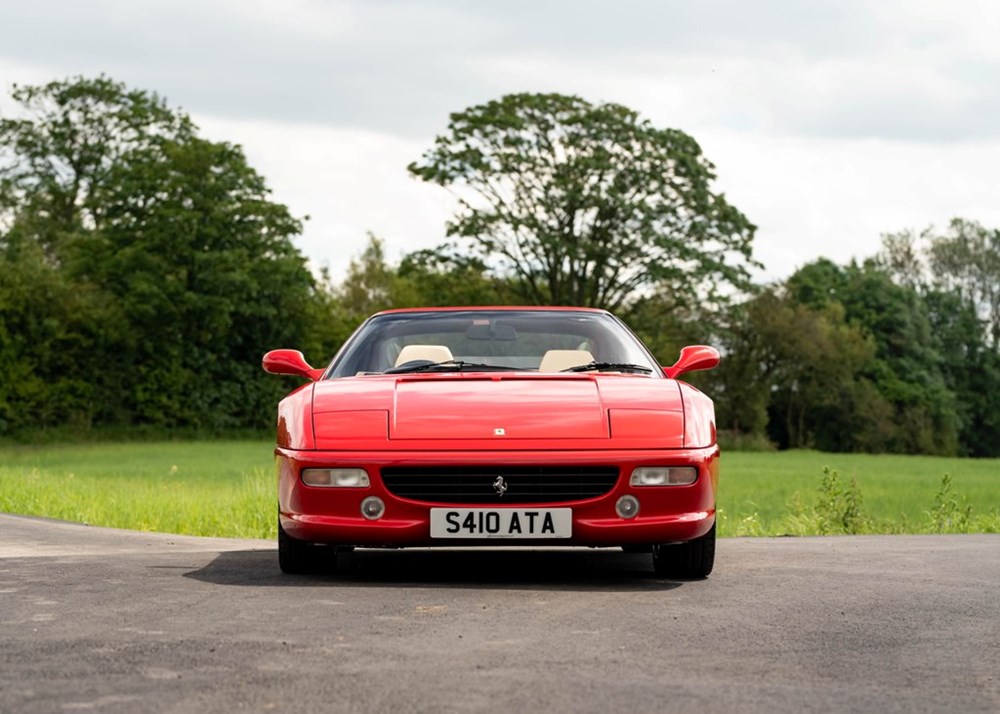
(663, 345, 720, 379)
(262, 349, 325, 381)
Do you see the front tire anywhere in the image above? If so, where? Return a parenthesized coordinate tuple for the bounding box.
(278, 519, 337, 574)
(652, 523, 715, 579)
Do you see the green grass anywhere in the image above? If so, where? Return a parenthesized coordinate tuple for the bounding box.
(1, 442, 998, 538)
(719, 451, 1000, 536)
(0, 441, 277, 538)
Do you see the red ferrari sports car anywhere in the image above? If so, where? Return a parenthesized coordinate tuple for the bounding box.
(263, 306, 720, 577)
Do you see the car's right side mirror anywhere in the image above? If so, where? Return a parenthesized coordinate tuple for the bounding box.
(664, 345, 720, 379)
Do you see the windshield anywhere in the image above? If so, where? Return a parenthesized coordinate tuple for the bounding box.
(326, 309, 661, 378)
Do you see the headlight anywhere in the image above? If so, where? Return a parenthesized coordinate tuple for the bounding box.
(629, 466, 698, 486)
(301, 468, 371, 488)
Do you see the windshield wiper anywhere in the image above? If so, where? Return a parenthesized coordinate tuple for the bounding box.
(384, 360, 523, 375)
(560, 361, 654, 374)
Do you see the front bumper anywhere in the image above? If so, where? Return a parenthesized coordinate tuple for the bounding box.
(276, 446, 719, 547)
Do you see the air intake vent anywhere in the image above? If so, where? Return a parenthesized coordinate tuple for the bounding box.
(381, 466, 619, 504)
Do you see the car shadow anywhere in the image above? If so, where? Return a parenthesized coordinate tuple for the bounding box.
(183, 547, 688, 592)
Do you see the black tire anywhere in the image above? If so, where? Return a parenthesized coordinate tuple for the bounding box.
(278, 519, 337, 574)
(652, 523, 716, 579)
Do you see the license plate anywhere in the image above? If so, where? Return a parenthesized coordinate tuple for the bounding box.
(430, 508, 572, 539)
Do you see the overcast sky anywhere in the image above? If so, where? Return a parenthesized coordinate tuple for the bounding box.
(2, 0, 999, 282)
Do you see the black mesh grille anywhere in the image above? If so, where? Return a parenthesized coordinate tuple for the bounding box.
(380, 465, 619, 504)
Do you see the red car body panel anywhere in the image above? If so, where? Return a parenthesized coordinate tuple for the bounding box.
(277, 445, 718, 547)
(306, 373, 687, 449)
(268, 306, 720, 551)
(678, 382, 718, 448)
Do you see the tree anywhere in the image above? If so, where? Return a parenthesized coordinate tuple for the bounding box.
(874, 228, 928, 289)
(399, 248, 512, 308)
(328, 236, 418, 346)
(759, 298, 880, 451)
(875, 221, 1000, 455)
(73, 136, 315, 427)
(922, 289, 1000, 456)
(877, 220, 1000, 348)
(787, 260, 959, 455)
(0, 76, 320, 432)
(706, 288, 879, 450)
(0, 76, 193, 258)
(0, 237, 117, 432)
(408, 93, 757, 310)
(624, 293, 711, 369)
(320, 235, 514, 355)
(926, 219, 1000, 349)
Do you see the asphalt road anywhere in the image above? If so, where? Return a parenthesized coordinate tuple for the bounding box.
(1, 514, 998, 713)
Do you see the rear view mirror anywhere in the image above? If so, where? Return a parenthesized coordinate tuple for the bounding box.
(465, 322, 517, 341)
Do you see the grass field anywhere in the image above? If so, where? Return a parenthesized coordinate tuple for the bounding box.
(719, 450, 1000, 536)
(1, 441, 998, 538)
(0, 441, 275, 539)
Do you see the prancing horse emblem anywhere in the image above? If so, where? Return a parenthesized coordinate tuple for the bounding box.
(493, 476, 508, 498)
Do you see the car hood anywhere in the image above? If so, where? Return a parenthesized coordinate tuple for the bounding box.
(310, 373, 692, 449)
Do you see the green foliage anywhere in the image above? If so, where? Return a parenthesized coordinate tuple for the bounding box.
(71, 135, 315, 428)
(3, 76, 1000, 458)
(622, 293, 710, 368)
(706, 286, 880, 450)
(0, 75, 193, 257)
(921, 290, 1000, 456)
(928, 474, 972, 533)
(773, 466, 870, 536)
(716, 430, 776, 452)
(409, 92, 757, 310)
(877, 223, 1000, 456)
(0, 76, 322, 433)
(321, 235, 516, 353)
(814, 467, 868, 534)
(926, 219, 1000, 348)
(0, 238, 114, 431)
(781, 259, 960, 454)
(718, 452, 999, 537)
(399, 247, 513, 307)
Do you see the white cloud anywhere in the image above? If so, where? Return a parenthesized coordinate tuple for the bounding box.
(2, 0, 999, 286)
(2, 0, 997, 140)
(698, 130, 1000, 280)
(194, 115, 456, 278)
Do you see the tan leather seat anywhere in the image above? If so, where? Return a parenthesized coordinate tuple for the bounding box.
(538, 349, 595, 372)
(394, 344, 454, 367)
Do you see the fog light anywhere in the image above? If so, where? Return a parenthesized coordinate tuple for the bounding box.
(616, 495, 640, 519)
(629, 466, 698, 486)
(302, 468, 370, 487)
(360, 496, 385, 520)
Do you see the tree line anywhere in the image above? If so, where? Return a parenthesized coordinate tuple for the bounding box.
(1, 77, 997, 455)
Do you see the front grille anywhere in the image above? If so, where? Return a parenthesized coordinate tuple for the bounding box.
(380, 466, 620, 504)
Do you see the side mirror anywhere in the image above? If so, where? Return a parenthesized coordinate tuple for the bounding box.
(664, 345, 720, 379)
(262, 349, 324, 381)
